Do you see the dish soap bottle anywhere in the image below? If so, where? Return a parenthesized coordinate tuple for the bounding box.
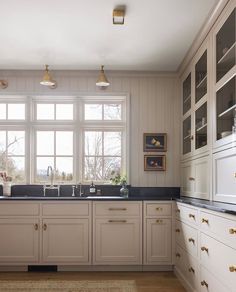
(120, 182, 129, 198)
(89, 181, 96, 194)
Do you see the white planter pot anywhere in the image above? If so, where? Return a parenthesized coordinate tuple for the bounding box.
(2, 182, 11, 196)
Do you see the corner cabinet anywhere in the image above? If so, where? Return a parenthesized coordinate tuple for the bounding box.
(213, 1, 236, 150)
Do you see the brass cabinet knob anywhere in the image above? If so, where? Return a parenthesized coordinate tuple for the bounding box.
(34, 224, 39, 231)
(189, 177, 195, 181)
(43, 224, 47, 231)
(188, 267, 195, 274)
(191, 135, 194, 140)
(156, 219, 163, 223)
(229, 228, 236, 234)
(188, 238, 195, 244)
(108, 208, 127, 211)
(176, 253, 181, 258)
(201, 218, 209, 224)
(108, 220, 127, 223)
(201, 280, 208, 288)
(229, 266, 236, 272)
(189, 214, 195, 220)
(201, 246, 209, 253)
(156, 207, 163, 211)
(175, 229, 180, 233)
(176, 209, 180, 213)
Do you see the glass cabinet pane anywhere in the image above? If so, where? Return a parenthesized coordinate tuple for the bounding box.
(216, 76, 235, 140)
(183, 73, 191, 115)
(216, 9, 235, 82)
(195, 102, 207, 149)
(195, 50, 207, 103)
(183, 116, 191, 155)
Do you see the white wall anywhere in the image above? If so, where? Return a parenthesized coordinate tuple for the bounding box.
(0, 70, 180, 187)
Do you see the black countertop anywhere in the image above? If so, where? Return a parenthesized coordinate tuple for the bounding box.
(177, 197, 236, 216)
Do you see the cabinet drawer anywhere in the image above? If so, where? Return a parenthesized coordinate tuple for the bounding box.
(200, 233, 236, 291)
(175, 244, 199, 291)
(0, 203, 39, 216)
(200, 210, 236, 249)
(42, 202, 90, 216)
(94, 202, 141, 217)
(176, 203, 198, 226)
(200, 266, 230, 292)
(145, 202, 172, 217)
(176, 220, 198, 257)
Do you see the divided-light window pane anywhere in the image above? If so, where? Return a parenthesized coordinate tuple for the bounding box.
(37, 131, 54, 155)
(104, 104, 121, 120)
(56, 131, 73, 155)
(37, 104, 54, 120)
(8, 104, 25, 120)
(56, 104, 73, 120)
(0, 104, 6, 119)
(85, 104, 102, 120)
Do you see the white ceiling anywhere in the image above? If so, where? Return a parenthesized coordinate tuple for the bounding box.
(0, 0, 219, 71)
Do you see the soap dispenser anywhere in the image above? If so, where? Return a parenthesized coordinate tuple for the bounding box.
(89, 181, 96, 194)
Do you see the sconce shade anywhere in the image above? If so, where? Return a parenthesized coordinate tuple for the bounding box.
(96, 65, 110, 87)
(40, 65, 56, 87)
(113, 9, 125, 25)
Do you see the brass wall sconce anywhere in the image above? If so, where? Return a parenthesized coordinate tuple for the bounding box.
(0, 80, 8, 89)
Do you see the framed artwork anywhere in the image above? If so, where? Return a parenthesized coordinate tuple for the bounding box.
(144, 155, 166, 171)
(143, 133, 167, 152)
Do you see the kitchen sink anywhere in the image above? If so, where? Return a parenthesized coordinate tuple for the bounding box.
(85, 196, 125, 199)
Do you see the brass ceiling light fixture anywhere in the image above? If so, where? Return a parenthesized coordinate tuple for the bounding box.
(0, 80, 8, 89)
(113, 9, 125, 25)
(96, 65, 110, 88)
(40, 64, 57, 89)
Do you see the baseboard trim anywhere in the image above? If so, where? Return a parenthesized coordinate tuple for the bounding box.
(0, 266, 28, 272)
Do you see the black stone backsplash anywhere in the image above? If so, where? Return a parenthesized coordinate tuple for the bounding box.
(8, 184, 180, 199)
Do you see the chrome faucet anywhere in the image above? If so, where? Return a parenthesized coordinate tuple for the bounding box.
(78, 182, 83, 197)
(47, 166, 54, 187)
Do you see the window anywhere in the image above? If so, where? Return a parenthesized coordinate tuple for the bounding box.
(0, 96, 128, 184)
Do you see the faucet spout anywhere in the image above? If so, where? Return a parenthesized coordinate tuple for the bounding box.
(47, 166, 54, 187)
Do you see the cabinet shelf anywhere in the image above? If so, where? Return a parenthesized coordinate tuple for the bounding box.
(183, 94, 191, 104)
(217, 42, 236, 66)
(196, 75, 207, 89)
(196, 123, 207, 132)
(218, 104, 236, 118)
(183, 134, 191, 140)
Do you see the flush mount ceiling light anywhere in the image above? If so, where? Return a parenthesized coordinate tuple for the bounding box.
(96, 65, 110, 87)
(40, 65, 57, 89)
(113, 9, 125, 25)
(0, 80, 8, 89)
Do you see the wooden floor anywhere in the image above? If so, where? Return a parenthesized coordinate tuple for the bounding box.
(0, 271, 186, 292)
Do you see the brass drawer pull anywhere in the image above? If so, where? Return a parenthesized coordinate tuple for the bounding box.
(156, 207, 163, 211)
(191, 135, 194, 140)
(229, 228, 236, 234)
(108, 208, 127, 211)
(201, 246, 209, 253)
(34, 224, 39, 231)
(201, 280, 208, 288)
(202, 218, 209, 224)
(156, 219, 163, 223)
(189, 214, 195, 220)
(175, 229, 180, 233)
(188, 267, 195, 274)
(108, 220, 127, 223)
(176, 253, 181, 258)
(43, 224, 47, 231)
(189, 177, 195, 181)
(176, 209, 180, 213)
(188, 238, 195, 244)
(229, 266, 236, 272)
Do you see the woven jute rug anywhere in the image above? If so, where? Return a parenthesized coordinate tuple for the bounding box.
(0, 280, 137, 292)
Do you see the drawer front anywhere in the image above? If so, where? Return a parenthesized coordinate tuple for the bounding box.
(42, 202, 90, 216)
(0, 202, 39, 216)
(200, 233, 236, 290)
(94, 202, 141, 217)
(176, 203, 198, 226)
(200, 210, 236, 249)
(176, 220, 198, 257)
(175, 244, 199, 291)
(200, 266, 230, 292)
(145, 203, 172, 217)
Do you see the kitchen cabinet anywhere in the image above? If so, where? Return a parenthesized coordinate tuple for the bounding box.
(93, 201, 142, 265)
(143, 202, 172, 265)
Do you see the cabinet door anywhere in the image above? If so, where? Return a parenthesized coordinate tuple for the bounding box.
(194, 156, 209, 200)
(0, 218, 39, 263)
(145, 218, 171, 264)
(181, 160, 194, 196)
(213, 147, 236, 203)
(42, 218, 90, 264)
(94, 218, 141, 265)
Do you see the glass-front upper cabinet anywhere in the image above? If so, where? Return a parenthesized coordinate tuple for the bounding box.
(183, 115, 191, 155)
(195, 102, 207, 149)
(216, 8, 235, 82)
(195, 50, 207, 103)
(183, 73, 191, 115)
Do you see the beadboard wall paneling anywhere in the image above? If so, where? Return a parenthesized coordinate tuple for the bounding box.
(0, 70, 180, 187)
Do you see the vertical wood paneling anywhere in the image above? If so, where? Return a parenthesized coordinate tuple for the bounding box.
(0, 70, 180, 187)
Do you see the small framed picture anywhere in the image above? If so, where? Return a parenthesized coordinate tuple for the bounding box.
(144, 155, 166, 171)
(143, 133, 167, 152)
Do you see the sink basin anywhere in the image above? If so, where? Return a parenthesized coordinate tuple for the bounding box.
(86, 196, 125, 199)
